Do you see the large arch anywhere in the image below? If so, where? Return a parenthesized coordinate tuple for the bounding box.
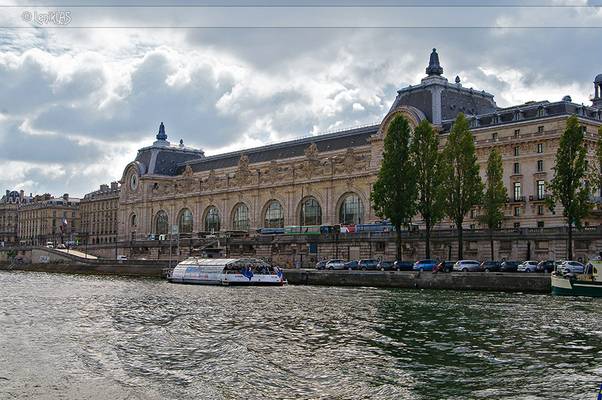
(178, 208, 194, 234)
(337, 192, 364, 225)
(263, 199, 285, 228)
(377, 105, 426, 137)
(231, 202, 250, 231)
(154, 210, 169, 235)
(298, 196, 322, 226)
(203, 205, 221, 232)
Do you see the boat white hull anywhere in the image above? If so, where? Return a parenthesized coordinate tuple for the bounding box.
(169, 273, 286, 286)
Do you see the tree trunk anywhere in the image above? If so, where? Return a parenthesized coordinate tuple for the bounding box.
(396, 225, 402, 261)
(567, 222, 573, 260)
(490, 228, 494, 261)
(425, 221, 431, 259)
(457, 223, 463, 260)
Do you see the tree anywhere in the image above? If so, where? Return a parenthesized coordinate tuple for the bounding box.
(546, 115, 591, 260)
(371, 115, 417, 261)
(440, 113, 484, 260)
(593, 125, 602, 192)
(410, 119, 444, 258)
(479, 149, 507, 261)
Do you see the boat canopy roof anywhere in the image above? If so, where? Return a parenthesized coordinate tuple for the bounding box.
(175, 257, 271, 271)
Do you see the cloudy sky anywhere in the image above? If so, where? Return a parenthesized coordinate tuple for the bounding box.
(1, 0, 601, 197)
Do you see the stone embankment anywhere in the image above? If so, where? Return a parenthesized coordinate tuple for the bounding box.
(283, 269, 550, 293)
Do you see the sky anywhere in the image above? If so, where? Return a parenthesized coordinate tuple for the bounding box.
(0, 0, 601, 197)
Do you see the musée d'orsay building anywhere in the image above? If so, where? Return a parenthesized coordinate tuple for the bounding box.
(117, 49, 602, 262)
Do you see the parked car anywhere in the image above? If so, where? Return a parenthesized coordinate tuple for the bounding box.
(45, 242, 54, 248)
(116, 255, 128, 261)
(315, 260, 328, 270)
(536, 260, 556, 273)
(56, 243, 66, 249)
(434, 260, 455, 273)
(518, 260, 539, 272)
(344, 260, 359, 270)
(560, 260, 584, 274)
(326, 259, 347, 270)
(413, 259, 438, 271)
(480, 260, 502, 272)
(358, 259, 380, 271)
(377, 260, 395, 271)
(500, 260, 520, 272)
(393, 260, 414, 271)
(453, 260, 481, 272)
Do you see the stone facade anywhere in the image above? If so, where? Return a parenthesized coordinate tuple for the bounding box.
(0, 190, 30, 246)
(17, 193, 80, 246)
(80, 182, 120, 245)
(113, 49, 602, 262)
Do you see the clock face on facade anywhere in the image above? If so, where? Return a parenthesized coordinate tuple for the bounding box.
(130, 173, 138, 191)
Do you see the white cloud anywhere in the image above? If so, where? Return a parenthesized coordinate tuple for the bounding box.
(1, 3, 601, 197)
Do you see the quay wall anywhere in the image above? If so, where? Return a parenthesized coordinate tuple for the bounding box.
(0, 262, 166, 278)
(0, 261, 551, 293)
(284, 270, 551, 294)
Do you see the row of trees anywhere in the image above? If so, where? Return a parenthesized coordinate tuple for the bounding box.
(372, 112, 602, 262)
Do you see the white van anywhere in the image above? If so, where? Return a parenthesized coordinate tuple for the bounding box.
(116, 255, 128, 261)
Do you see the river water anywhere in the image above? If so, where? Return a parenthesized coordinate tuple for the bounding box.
(0, 271, 600, 400)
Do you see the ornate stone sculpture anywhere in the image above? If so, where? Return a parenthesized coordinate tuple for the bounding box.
(298, 143, 323, 179)
(233, 154, 253, 186)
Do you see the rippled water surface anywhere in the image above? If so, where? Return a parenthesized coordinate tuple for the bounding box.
(1, 271, 601, 399)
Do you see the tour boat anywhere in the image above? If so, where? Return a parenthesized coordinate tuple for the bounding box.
(551, 260, 602, 297)
(167, 257, 287, 286)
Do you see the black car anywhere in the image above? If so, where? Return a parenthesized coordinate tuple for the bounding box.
(393, 260, 414, 271)
(434, 260, 455, 273)
(537, 260, 556, 273)
(500, 261, 520, 272)
(377, 260, 395, 271)
(480, 261, 502, 272)
(344, 260, 359, 270)
(358, 259, 380, 271)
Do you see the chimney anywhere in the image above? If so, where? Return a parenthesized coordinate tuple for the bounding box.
(100, 184, 109, 191)
(20, 190, 24, 199)
(110, 181, 118, 190)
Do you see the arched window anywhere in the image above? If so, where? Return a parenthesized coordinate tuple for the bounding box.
(264, 200, 284, 228)
(204, 206, 220, 232)
(339, 193, 363, 225)
(300, 197, 322, 226)
(178, 208, 193, 234)
(232, 203, 250, 231)
(130, 214, 137, 227)
(155, 210, 168, 235)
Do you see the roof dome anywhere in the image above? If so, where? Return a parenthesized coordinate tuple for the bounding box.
(595, 74, 602, 83)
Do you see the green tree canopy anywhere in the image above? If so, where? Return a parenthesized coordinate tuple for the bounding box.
(440, 113, 484, 260)
(410, 119, 444, 258)
(479, 148, 507, 260)
(371, 114, 417, 260)
(547, 115, 591, 260)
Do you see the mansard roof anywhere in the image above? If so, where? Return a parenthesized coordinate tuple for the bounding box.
(178, 124, 379, 174)
(439, 99, 602, 133)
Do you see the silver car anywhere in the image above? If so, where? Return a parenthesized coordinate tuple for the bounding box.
(517, 260, 539, 272)
(560, 261, 584, 274)
(325, 259, 347, 270)
(453, 260, 481, 272)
